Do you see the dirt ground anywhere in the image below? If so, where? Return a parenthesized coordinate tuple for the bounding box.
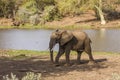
(46, 11, 120, 28)
(0, 53, 120, 80)
(0, 11, 120, 29)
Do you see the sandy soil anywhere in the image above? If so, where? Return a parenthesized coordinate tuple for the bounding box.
(0, 53, 120, 80)
(0, 11, 120, 29)
(46, 11, 120, 28)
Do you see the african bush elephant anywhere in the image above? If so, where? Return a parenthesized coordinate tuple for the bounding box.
(49, 29, 95, 66)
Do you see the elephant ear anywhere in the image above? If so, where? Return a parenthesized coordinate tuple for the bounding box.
(60, 30, 73, 45)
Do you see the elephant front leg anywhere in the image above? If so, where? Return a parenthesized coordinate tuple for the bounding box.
(55, 48, 64, 66)
(50, 50, 54, 63)
(64, 49, 71, 66)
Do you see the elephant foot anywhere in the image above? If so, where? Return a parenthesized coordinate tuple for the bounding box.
(75, 61, 84, 65)
(54, 63, 60, 67)
(88, 60, 96, 65)
(50, 61, 54, 64)
(64, 63, 71, 66)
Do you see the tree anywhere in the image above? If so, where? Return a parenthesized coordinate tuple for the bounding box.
(94, 0, 106, 25)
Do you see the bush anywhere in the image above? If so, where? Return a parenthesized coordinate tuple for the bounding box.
(0, 0, 16, 18)
(3, 72, 42, 80)
(35, 0, 55, 11)
(107, 73, 120, 80)
(3, 73, 19, 80)
(22, 72, 41, 80)
(42, 5, 61, 21)
(15, 0, 58, 24)
(55, 0, 95, 16)
(15, 0, 38, 24)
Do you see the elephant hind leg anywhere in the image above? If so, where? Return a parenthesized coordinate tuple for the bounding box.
(77, 51, 83, 64)
(84, 40, 95, 63)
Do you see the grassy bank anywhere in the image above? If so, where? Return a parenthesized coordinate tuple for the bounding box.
(0, 49, 119, 58)
(0, 24, 120, 30)
(0, 50, 49, 57)
(0, 24, 93, 30)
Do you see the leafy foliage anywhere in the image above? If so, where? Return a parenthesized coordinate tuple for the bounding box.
(3, 73, 19, 80)
(43, 5, 61, 21)
(56, 0, 85, 16)
(0, 0, 16, 18)
(3, 72, 42, 80)
(107, 73, 120, 80)
(0, 0, 119, 23)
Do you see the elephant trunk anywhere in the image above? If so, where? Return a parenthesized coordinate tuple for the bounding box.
(49, 39, 56, 63)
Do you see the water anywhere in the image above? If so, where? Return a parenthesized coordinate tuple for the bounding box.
(0, 29, 120, 52)
(84, 29, 120, 53)
(0, 29, 51, 51)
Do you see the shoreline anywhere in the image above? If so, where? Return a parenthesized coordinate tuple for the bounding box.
(0, 49, 120, 80)
(0, 24, 120, 30)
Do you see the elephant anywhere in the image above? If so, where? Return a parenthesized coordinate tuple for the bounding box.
(49, 29, 95, 66)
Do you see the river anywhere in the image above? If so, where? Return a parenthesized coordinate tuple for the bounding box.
(0, 29, 120, 52)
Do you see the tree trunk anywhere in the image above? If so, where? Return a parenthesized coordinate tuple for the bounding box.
(95, 5, 106, 25)
(94, 0, 106, 25)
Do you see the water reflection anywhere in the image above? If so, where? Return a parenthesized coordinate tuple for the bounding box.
(99, 28, 106, 38)
(84, 29, 120, 52)
(0, 29, 120, 52)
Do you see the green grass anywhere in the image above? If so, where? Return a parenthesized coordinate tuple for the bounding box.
(1, 49, 119, 55)
(63, 24, 92, 30)
(0, 49, 119, 58)
(0, 23, 120, 30)
(44, 24, 92, 30)
(1, 49, 119, 56)
(0, 24, 93, 30)
(5, 50, 49, 56)
(0, 49, 120, 60)
(0, 26, 14, 29)
(0, 50, 49, 60)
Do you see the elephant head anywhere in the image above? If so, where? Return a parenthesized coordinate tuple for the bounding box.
(49, 29, 73, 62)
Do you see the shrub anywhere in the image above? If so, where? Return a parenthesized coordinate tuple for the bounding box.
(35, 0, 55, 11)
(3, 73, 19, 80)
(42, 5, 61, 21)
(55, 0, 96, 16)
(107, 73, 120, 80)
(22, 72, 41, 80)
(15, 0, 58, 24)
(3, 72, 42, 80)
(0, 0, 16, 18)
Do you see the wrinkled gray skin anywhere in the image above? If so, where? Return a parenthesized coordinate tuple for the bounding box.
(49, 29, 95, 66)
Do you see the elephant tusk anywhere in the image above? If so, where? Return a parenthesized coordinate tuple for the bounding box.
(50, 48, 54, 63)
(50, 48, 53, 52)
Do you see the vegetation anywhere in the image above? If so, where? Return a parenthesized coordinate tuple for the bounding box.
(107, 73, 120, 80)
(0, 49, 118, 58)
(3, 72, 41, 80)
(1, 50, 49, 57)
(0, 0, 119, 27)
(3, 72, 120, 80)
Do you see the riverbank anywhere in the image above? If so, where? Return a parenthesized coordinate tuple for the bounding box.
(0, 13, 120, 30)
(0, 50, 120, 80)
